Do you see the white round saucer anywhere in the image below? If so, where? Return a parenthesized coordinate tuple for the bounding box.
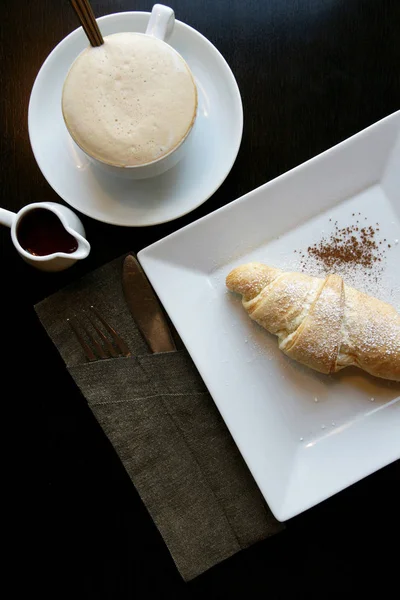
(28, 12, 243, 227)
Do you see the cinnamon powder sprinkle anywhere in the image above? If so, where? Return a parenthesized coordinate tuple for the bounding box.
(297, 215, 389, 272)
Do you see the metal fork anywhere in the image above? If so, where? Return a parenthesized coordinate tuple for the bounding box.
(68, 306, 131, 361)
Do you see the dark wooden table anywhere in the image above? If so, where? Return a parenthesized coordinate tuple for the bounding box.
(2, 0, 399, 597)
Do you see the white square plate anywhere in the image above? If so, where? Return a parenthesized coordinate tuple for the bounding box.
(138, 112, 400, 521)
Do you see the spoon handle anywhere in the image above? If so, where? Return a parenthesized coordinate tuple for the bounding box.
(70, 0, 104, 47)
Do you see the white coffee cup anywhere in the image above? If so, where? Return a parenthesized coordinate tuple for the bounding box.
(62, 4, 197, 179)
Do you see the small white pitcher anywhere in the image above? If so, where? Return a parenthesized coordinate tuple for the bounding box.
(0, 202, 90, 272)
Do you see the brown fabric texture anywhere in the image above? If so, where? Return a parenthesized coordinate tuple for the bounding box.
(35, 255, 284, 580)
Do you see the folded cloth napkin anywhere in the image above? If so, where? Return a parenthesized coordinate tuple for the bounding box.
(36, 255, 284, 580)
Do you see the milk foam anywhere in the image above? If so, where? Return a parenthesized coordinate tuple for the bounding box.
(62, 33, 197, 167)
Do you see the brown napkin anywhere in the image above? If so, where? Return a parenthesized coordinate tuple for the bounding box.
(35, 255, 284, 580)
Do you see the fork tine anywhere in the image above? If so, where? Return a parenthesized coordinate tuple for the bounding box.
(87, 315, 119, 358)
(68, 318, 97, 362)
(90, 306, 131, 357)
(79, 318, 108, 359)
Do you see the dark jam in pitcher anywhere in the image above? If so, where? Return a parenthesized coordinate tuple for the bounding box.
(17, 209, 78, 256)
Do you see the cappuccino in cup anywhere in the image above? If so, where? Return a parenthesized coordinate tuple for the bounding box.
(62, 32, 197, 169)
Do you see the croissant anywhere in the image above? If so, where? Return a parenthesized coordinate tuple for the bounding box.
(226, 262, 400, 381)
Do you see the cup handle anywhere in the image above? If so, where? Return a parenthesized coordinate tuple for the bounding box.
(0, 208, 16, 228)
(145, 4, 175, 42)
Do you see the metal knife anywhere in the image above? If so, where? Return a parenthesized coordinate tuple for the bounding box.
(122, 254, 176, 353)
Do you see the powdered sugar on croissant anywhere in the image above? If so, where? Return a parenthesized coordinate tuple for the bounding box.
(226, 262, 400, 381)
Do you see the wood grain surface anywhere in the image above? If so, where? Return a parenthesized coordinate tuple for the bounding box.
(1, 1, 399, 597)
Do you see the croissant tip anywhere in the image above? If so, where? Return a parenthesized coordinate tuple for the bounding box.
(226, 262, 282, 300)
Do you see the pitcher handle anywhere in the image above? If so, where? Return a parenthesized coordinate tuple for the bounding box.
(0, 208, 16, 228)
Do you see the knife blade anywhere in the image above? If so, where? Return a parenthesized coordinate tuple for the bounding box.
(122, 254, 176, 353)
